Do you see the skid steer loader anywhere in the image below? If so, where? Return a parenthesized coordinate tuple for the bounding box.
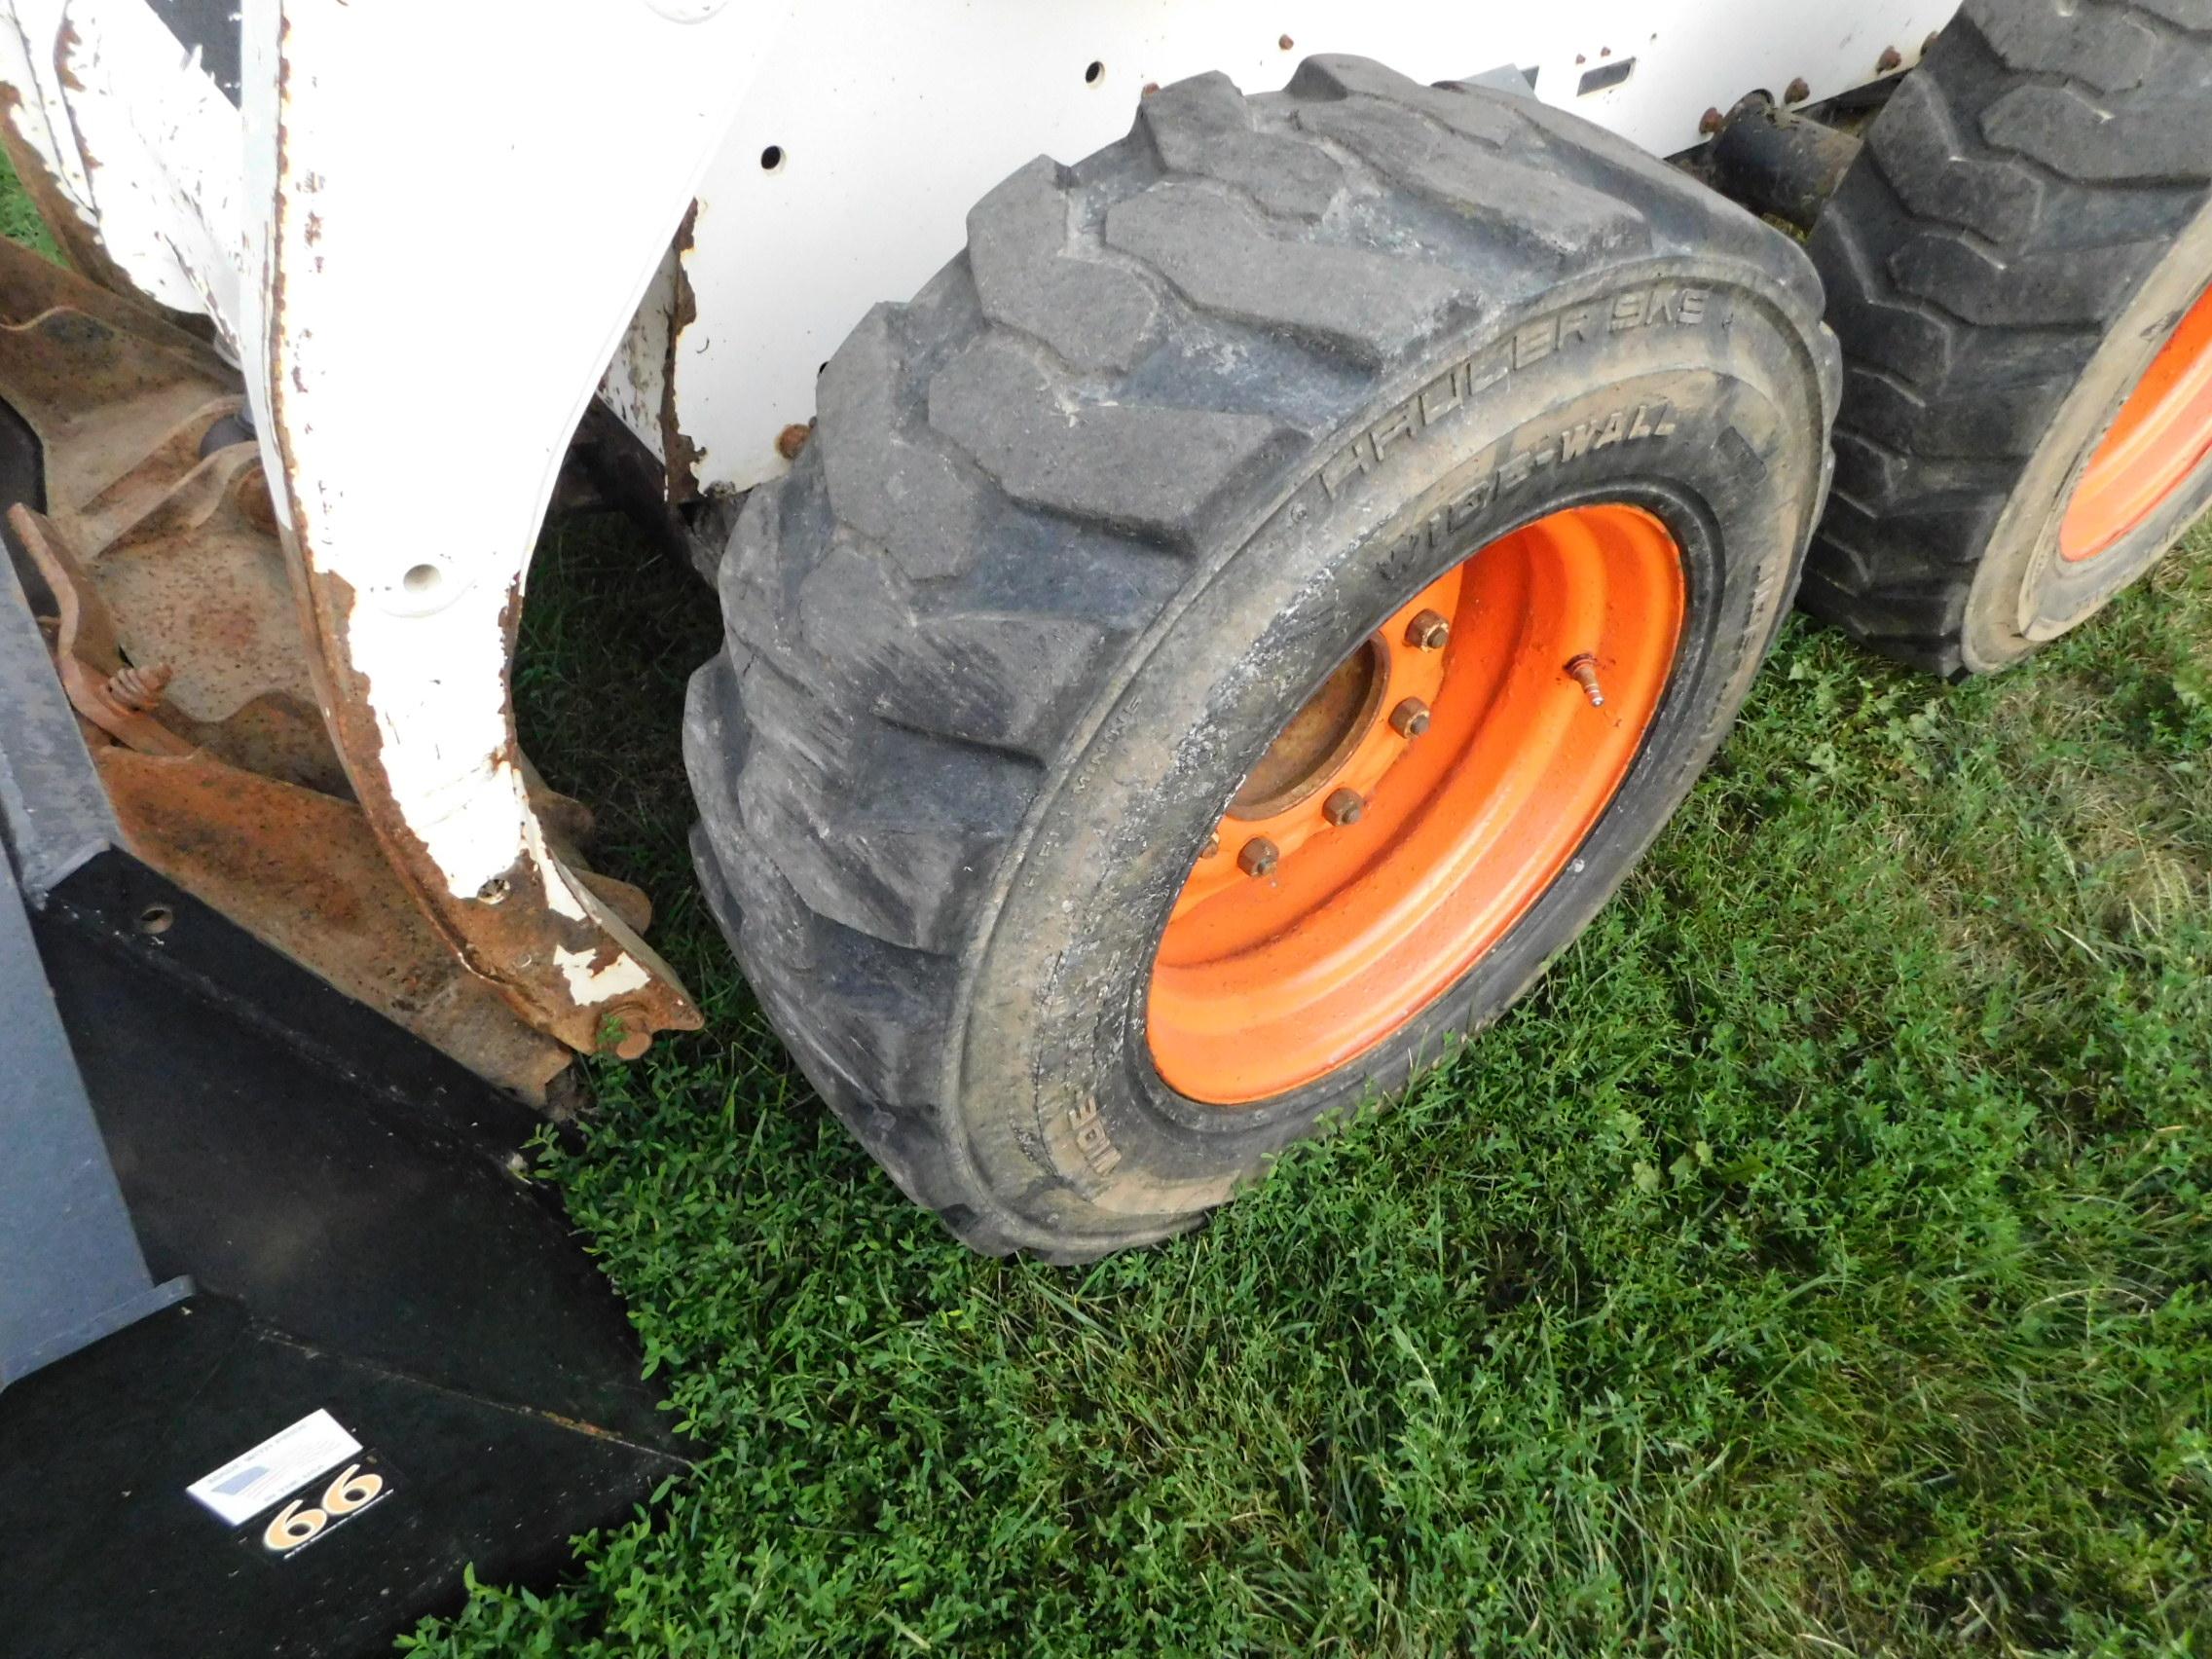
(2, 0, 2209, 1644)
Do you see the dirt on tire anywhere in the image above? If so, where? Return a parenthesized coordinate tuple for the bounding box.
(684, 58, 1837, 1259)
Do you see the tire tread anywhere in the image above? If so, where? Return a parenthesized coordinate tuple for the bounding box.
(1804, 0, 2212, 674)
(688, 57, 1828, 1254)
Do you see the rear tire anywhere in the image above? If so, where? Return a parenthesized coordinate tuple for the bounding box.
(684, 59, 1837, 1259)
(1803, 0, 2212, 675)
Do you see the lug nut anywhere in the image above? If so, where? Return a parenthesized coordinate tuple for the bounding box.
(1323, 788, 1364, 827)
(1876, 44, 1902, 72)
(1565, 653, 1605, 708)
(1698, 106, 1724, 136)
(1784, 76, 1810, 103)
(1389, 697, 1431, 738)
(775, 422, 813, 461)
(1404, 608, 1451, 650)
(1278, 33, 1294, 51)
(1237, 836, 1279, 877)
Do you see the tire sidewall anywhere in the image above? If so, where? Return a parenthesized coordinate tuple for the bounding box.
(1963, 201, 2212, 672)
(949, 263, 1827, 1244)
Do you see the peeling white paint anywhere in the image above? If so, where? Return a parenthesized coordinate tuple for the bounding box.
(51, 0, 241, 327)
(599, 241, 678, 465)
(0, 0, 97, 212)
(555, 943, 652, 1007)
(255, 0, 787, 903)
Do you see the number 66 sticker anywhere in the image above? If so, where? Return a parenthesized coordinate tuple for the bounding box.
(261, 1462, 387, 1554)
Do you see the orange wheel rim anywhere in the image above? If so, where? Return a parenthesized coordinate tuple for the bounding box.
(1147, 502, 1686, 1105)
(2060, 281, 2212, 562)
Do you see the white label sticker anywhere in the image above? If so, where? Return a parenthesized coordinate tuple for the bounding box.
(186, 1410, 362, 1527)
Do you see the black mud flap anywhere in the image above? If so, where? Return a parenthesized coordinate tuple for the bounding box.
(0, 539, 685, 1655)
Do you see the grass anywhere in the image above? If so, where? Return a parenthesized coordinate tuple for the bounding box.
(0, 157, 57, 262)
(2, 150, 2204, 1655)
(397, 508, 2209, 1657)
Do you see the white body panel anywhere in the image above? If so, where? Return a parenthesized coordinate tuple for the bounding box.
(651, 0, 1958, 496)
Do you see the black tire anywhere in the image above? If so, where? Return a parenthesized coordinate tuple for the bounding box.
(1802, 0, 2212, 676)
(684, 58, 1838, 1260)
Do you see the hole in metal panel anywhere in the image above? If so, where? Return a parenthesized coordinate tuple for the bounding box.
(1576, 57, 1635, 95)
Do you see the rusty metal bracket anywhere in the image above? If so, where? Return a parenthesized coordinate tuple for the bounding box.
(0, 229, 694, 1096)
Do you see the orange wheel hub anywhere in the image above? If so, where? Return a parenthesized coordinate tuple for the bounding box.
(2060, 281, 2212, 562)
(1148, 502, 1685, 1105)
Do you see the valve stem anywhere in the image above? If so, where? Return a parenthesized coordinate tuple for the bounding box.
(1565, 653, 1605, 708)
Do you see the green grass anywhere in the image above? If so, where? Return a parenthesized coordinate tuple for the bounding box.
(397, 509, 2209, 1658)
(0, 146, 61, 262)
(2, 156, 2203, 1655)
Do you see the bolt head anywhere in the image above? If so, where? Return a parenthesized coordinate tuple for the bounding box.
(1390, 697, 1431, 738)
(1237, 836, 1279, 877)
(604, 1004, 653, 1061)
(775, 422, 813, 461)
(1698, 106, 1724, 136)
(1784, 77, 1810, 103)
(1323, 788, 1364, 827)
(1202, 831, 1221, 859)
(1876, 45, 1902, 72)
(1404, 608, 1451, 650)
(1278, 33, 1294, 50)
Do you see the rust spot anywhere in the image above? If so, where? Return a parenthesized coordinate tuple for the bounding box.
(0, 93, 144, 295)
(775, 422, 812, 461)
(55, 22, 85, 91)
(98, 746, 573, 1100)
(658, 201, 703, 505)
